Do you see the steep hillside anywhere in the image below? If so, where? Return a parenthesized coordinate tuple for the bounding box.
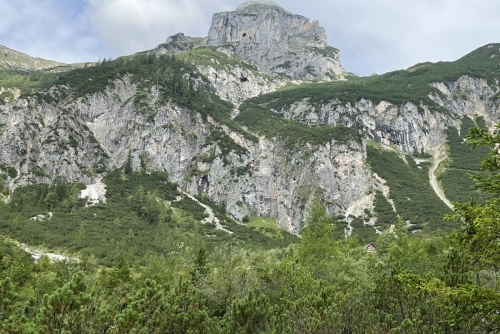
(0, 45, 66, 71)
(0, 45, 84, 103)
(0, 3, 499, 247)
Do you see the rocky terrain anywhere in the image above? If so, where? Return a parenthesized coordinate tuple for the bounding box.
(201, 0, 344, 81)
(0, 1, 499, 236)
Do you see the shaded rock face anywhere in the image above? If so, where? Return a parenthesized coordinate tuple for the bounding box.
(201, 1, 344, 80)
(154, 33, 203, 56)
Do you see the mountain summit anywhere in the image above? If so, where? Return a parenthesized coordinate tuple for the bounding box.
(200, 1, 344, 80)
(206, 1, 326, 47)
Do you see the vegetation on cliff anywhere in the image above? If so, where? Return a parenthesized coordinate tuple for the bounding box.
(235, 43, 500, 115)
(1, 124, 499, 333)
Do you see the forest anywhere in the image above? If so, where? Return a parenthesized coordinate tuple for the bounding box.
(0, 126, 499, 333)
(1, 45, 500, 332)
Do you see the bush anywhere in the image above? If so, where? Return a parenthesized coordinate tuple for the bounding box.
(7, 167, 17, 179)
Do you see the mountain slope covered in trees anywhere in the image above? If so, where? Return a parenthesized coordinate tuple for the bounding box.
(1, 2, 500, 331)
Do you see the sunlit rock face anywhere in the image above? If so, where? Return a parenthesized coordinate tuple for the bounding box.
(202, 1, 345, 81)
(2, 3, 500, 234)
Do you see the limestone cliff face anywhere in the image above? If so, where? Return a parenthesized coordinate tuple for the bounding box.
(1, 72, 499, 233)
(2, 4, 500, 234)
(185, 130, 372, 233)
(274, 75, 500, 157)
(429, 76, 500, 126)
(0, 76, 371, 232)
(189, 47, 287, 104)
(205, 1, 327, 48)
(73, 77, 372, 232)
(201, 1, 344, 80)
(0, 93, 106, 189)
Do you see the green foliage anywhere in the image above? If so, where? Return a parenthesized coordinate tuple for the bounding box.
(171, 196, 207, 221)
(0, 170, 298, 266)
(179, 47, 258, 73)
(203, 129, 249, 163)
(0, 196, 498, 334)
(244, 216, 281, 237)
(367, 143, 454, 232)
(350, 222, 378, 244)
(311, 46, 340, 59)
(7, 180, 85, 217)
(272, 60, 292, 70)
(236, 96, 361, 147)
(6, 166, 18, 179)
(0, 68, 58, 102)
(299, 200, 361, 280)
(448, 123, 500, 270)
(439, 116, 490, 203)
(373, 190, 398, 229)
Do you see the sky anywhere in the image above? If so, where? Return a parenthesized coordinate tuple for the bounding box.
(1, 0, 499, 76)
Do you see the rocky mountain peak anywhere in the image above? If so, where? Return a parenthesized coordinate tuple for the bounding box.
(235, 1, 282, 11)
(204, 1, 327, 49)
(154, 33, 203, 55)
(201, 1, 343, 80)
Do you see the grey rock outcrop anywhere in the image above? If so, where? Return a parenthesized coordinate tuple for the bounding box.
(0, 92, 107, 189)
(429, 76, 500, 126)
(276, 75, 500, 155)
(154, 33, 203, 56)
(191, 47, 286, 104)
(201, 1, 344, 80)
(2, 4, 500, 235)
(4, 74, 496, 233)
(0, 75, 374, 232)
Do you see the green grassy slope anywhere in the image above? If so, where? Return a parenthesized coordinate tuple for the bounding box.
(0, 45, 65, 70)
(0, 170, 298, 266)
(438, 116, 491, 203)
(367, 143, 455, 233)
(234, 43, 500, 113)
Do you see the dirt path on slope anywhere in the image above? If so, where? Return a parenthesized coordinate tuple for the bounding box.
(429, 144, 453, 210)
(178, 189, 233, 234)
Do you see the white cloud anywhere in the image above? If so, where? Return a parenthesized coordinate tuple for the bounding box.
(85, 0, 233, 56)
(1, 0, 499, 74)
(0, 0, 105, 63)
(288, 0, 500, 75)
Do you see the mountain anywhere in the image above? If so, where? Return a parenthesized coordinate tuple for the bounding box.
(0, 1, 499, 245)
(201, 0, 344, 81)
(0, 45, 66, 71)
